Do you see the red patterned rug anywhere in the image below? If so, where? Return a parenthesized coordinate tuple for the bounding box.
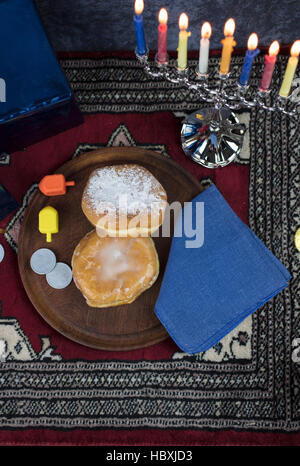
(0, 52, 299, 446)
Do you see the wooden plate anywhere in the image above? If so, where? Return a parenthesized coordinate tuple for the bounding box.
(18, 148, 202, 350)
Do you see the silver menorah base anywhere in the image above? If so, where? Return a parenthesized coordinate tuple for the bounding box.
(136, 51, 299, 168)
(181, 107, 246, 168)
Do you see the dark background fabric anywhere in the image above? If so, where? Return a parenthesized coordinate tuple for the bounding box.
(34, 0, 300, 51)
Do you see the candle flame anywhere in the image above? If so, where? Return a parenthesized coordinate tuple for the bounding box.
(158, 8, 168, 25)
(134, 0, 144, 15)
(179, 12, 188, 30)
(269, 40, 280, 56)
(224, 18, 235, 36)
(247, 33, 258, 50)
(201, 22, 212, 39)
(291, 40, 300, 57)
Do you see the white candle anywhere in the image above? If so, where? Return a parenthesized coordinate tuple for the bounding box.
(198, 22, 212, 75)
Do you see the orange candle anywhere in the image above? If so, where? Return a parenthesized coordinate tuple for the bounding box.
(220, 18, 236, 75)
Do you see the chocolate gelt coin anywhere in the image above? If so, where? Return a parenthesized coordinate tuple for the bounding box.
(46, 262, 73, 289)
(30, 248, 56, 275)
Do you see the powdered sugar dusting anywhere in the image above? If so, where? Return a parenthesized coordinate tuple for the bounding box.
(84, 165, 165, 215)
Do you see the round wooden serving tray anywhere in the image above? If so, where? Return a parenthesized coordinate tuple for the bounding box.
(18, 148, 202, 350)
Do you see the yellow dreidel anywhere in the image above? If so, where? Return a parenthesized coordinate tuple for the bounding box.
(39, 206, 59, 242)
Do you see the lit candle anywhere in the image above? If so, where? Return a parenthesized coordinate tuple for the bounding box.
(279, 40, 300, 97)
(177, 13, 191, 70)
(260, 41, 280, 91)
(239, 33, 260, 86)
(157, 8, 168, 65)
(134, 0, 147, 56)
(198, 22, 212, 75)
(220, 18, 236, 75)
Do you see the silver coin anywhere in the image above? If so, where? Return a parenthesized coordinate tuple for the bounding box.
(0, 245, 4, 263)
(46, 262, 73, 290)
(30, 248, 56, 275)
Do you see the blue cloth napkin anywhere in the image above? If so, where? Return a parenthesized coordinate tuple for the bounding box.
(154, 184, 291, 354)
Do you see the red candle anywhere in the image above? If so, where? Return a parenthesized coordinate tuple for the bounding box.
(157, 8, 168, 64)
(260, 40, 280, 91)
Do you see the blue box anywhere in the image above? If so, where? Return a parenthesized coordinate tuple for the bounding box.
(0, 0, 83, 152)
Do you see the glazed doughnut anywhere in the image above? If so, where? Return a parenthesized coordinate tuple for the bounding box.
(71, 230, 159, 308)
(81, 164, 167, 236)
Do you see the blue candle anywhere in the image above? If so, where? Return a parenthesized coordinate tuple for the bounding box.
(134, 0, 147, 56)
(239, 33, 260, 86)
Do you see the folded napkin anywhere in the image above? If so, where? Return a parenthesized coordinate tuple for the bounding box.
(154, 184, 291, 354)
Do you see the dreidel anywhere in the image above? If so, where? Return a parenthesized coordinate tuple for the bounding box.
(39, 206, 59, 242)
(39, 174, 75, 196)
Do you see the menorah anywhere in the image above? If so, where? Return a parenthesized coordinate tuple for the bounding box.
(136, 52, 300, 168)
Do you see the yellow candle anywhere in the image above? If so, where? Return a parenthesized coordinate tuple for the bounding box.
(177, 13, 191, 70)
(279, 40, 300, 97)
(220, 18, 236, 75)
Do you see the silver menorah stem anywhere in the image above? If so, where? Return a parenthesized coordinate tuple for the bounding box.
(136, 52, 299, 168)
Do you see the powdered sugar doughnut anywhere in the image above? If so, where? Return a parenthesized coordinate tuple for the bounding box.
(81, 164, 167, 236)
(72, 231, 159, 308)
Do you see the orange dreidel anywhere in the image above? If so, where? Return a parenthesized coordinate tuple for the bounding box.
(39, 206, 59, 242)
(39, 174, 75, 196)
